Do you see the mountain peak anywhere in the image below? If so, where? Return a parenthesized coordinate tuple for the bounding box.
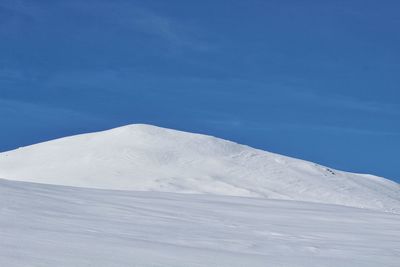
(0, 124, 399, 213)
(110, 123, 173, 133)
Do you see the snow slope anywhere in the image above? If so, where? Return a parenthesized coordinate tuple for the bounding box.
(1, 178, 399, 267)
(0, 124, 399, 212)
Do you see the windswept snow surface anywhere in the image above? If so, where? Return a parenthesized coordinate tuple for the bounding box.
(1, 178, 399, 267)
(0, 124, 399, 212)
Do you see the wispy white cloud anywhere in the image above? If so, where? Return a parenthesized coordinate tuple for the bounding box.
(203, 118, 243, 128)
(100, 3, 211, 51)
(0, 68, 24, 80)
(201, 114, 399, 137)
(0, 0, 40, 16)
(0, 98, 104, 124)
(0, 67, 40, 82)
(267, 123, 399, 136)
(120, 8, 188, 46)
(290, 89, 400, 115)
(311, 125, 399, 136)
(0, 0, 211, 51)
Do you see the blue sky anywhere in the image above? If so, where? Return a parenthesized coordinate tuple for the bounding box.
(1, 0, 399, 182)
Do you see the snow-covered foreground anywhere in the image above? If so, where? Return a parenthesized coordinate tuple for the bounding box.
(1, 124, 399, 266)
(1, 178, 399, 267)
(0, 124, 399, 213)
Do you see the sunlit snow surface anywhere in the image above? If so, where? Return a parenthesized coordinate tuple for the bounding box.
(1, 179, 399, 267)
(0, 124, 399, 212)
(1, 124, 399, 266)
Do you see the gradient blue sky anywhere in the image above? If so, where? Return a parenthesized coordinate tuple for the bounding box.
(1, 0, 399, 182)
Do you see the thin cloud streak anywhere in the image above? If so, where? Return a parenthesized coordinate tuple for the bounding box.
(254, 122, 400, 137)
(0, 0, 210, 51)
(202, 116, 399, 137)
(0, 98, 104, 123)
(291, 89, 400, 115)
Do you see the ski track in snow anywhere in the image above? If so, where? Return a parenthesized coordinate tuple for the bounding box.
(1, 179, 400, 267)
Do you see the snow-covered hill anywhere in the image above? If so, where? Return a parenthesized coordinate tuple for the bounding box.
(0, 124, 399, 212)
(1, 178, 399, 267)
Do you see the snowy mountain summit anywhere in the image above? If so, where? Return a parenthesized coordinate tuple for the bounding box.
(0, 124, 399, 213)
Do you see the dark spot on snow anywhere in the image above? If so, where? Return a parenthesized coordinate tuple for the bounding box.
(326, 168, 336, 175)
